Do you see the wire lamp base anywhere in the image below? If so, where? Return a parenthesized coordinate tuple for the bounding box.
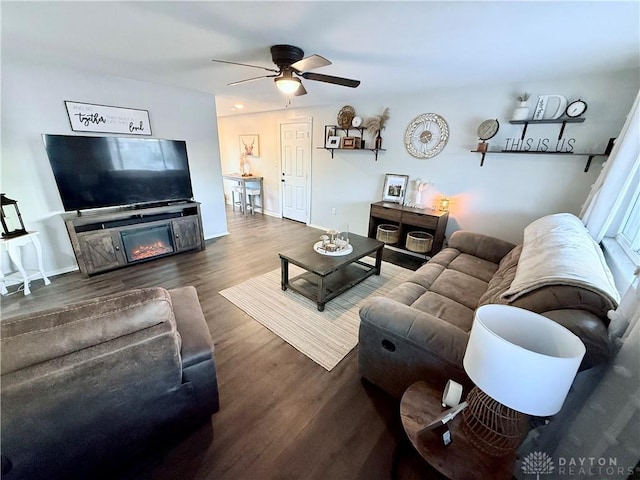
(462, 386, 528, 457)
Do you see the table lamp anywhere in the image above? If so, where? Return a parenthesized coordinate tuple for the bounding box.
(462, 304, 586, 456)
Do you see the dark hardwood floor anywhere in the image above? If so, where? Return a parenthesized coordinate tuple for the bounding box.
(1, 207, 435, 480)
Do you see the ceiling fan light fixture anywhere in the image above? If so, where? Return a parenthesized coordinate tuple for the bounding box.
(275, 76, 301, 94)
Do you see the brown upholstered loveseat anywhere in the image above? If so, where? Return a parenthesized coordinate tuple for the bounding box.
(1, 286, 219, 480)
(358, 213, 619, 398)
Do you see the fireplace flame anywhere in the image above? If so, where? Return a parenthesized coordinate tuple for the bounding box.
(131, 240, 173, 261)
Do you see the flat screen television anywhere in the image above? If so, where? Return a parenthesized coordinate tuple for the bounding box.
(43, 134, 194, 212)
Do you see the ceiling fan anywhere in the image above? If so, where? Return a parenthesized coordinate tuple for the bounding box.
(211, 44, 360, 96)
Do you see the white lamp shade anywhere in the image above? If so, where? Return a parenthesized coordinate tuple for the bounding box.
(463, 305, 585, 417)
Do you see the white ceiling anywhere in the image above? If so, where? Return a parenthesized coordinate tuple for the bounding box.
(3, 1, 639, 116)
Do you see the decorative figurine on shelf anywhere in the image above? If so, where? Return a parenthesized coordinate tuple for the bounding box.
(511, 92, 531, 121)
(406, 179, 431, 208)
(477, 119, 499, 152)
(240, 154, 251, 176)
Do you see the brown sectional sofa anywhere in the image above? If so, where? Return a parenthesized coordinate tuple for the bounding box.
(1, 286, 219, 480)
(358, 215, 618, 398)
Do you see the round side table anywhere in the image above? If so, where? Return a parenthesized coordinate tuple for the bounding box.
(400, 381, 516, 480)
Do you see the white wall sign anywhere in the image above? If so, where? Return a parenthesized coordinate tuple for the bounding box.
(64, 101, 152, 135)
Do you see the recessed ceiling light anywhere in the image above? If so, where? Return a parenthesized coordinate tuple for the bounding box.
(233, 104, 244, 109)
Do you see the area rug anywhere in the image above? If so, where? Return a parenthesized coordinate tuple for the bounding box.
(219, 259, 414, 371)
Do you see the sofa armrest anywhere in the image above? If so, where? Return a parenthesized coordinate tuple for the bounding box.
(358, 297, 472, 397)
(360, 297, 470, 370)
(168, 286, 220, 417)
(168, 286, 213, 369)
(448, 230, 516, 264)
(541, 309, 611, 370)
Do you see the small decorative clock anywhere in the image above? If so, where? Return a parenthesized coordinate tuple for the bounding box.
(405, 113, 450, 158)
(476, 119, 499, 153)
(565, 99, 587, 118)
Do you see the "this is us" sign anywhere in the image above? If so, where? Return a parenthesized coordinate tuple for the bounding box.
(65, 101, 152, 136)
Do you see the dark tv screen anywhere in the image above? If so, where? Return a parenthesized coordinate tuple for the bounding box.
(43, 135, 194, 211)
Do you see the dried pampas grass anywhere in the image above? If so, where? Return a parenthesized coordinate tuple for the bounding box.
(363, 107, 390, 136)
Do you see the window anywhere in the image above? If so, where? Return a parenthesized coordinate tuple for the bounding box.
(617, 182, 640, 263)
(602, 156, 640, 293)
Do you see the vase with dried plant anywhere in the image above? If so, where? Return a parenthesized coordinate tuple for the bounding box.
(512, 93, 531, 121)
(363, 107, 390, 149)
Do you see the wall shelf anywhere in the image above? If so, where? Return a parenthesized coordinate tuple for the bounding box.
(320, 124, 385, 161)
(509, 117, 585, 140)
(471, 149, 608, 172)
(317, 146, 386, 161)
(473, 115, 613, 172)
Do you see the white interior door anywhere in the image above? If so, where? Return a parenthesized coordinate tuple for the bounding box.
(280, 120, 311, 223)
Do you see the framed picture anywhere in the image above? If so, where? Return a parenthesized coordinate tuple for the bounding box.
(65, 101, 152, 135)
(240, 134, 259, 157)
(382, 174, 409, 204)
(341, 137, 357, 149)
(326, 136, 340, 148)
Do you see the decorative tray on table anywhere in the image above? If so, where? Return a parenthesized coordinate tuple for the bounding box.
(313, 241, 353, 256)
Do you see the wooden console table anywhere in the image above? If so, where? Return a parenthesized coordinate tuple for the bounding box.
(0, 231, 51, 296)
(400, 381, 516, 480)
(367, 202, 448, 256)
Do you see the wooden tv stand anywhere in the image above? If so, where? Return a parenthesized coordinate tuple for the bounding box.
(62, 202, 205, 277)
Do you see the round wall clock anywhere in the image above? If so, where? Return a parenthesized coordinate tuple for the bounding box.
(351, 116, 363, 127)
(477, 119, 499, 140)
(404, 113, 450, 158)
(565, 99, 587, 118)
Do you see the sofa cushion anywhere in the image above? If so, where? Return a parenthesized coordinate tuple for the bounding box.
(1, 288, 181, 375)
(478, 244, 522, 307)
(448, 230, 516, 264)
(386, 247, 501, 334)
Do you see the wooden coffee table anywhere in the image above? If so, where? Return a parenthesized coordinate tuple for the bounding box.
(279, 233, 384, 311)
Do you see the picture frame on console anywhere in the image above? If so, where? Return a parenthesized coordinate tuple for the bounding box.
(382, 174, 409, 204)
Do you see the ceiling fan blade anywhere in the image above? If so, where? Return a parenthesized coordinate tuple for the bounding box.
(291, 54, 331, 72)
(228, 74, 278, 86)
(212, 58, 279, 73)
(300, 72, 360, 88)
(294, 82, 308, 96)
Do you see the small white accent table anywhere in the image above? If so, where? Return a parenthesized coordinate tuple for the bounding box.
(0, 231, 51, 296)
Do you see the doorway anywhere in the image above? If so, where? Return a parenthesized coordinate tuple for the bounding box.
(280, 119, 312, 223)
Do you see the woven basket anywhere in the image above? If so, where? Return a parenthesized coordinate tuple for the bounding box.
(376, 224, 399, 245)
(406, 231, 433, 253)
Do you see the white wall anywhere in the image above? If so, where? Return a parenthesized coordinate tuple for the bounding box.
(1, 62, 227, 277)
(218, 69, 639, 244)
